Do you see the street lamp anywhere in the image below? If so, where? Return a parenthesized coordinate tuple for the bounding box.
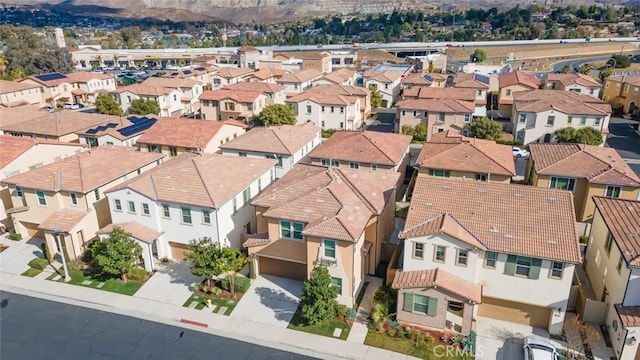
(53, 224, 71, 282)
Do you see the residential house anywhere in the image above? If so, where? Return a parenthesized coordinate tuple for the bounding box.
(394, 98, 475, 139)
(199, 89, 268, 122)
(402, 73, 447, 90)
(220, 122, 321, 178)
(401, 87, 485, 118)
(222, 82, 286, 106)
(452, 73, 490, 117)
(105, 153, 277, 264)
(361, 71, 402, 108)
(326, 50, 357, 70)
(0, 80, 43, 108)
(142, 77, 204, 116)
(307, 130, 412, 195)
(137, 117, 247, 156)
(544, 73, 601, 97)
(313, 68, 358, 86)
(416, 131, 515, 183)
(301, 52, 332, 73)
(236, 46, 262, 69)
(277, 69, 323, 94)
(111, 84, 183, 117)
(304, 84, 371, 119)
(245, 164, 400, 306)
(245, 69, 278, 83)
(285, 92, 361, 130)
(526, 143, 640, 223)
(20, 71, 116, 105)
(210, 67, 255, 89)
(584, 197, 640, 360)
(1, 147, 164, 261)
(497, 71, 541, 115)
(512, 90, 611, 145)
(394, 176, 581, 335)
(161, 65, 218, 90)
(602, 75, 640, 114)
(77, 115, 158, 148)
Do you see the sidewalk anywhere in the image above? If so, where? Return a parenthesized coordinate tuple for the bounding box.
(0, 271, 419, 360)
(347, 276, 383, 343)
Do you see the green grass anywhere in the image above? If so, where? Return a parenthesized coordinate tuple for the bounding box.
(46, 270, 142, 296)
(365, 331, 474, 359)
(182, 294, 237, 316)
(287, 307, 351, 340)
(21, 267, 43, 277)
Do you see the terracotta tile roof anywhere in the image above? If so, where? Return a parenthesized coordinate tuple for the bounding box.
(0, 135, 85, 169)
(392, 268, 482, 303)
(401, 213, 487, 250)
(402, 175, 581, 263)
(253, 164, 399, 242)
(142, 77, 198, 89)
(529, 144, 640, 187)
(38, 209, 93, 233)
(428, 130, 465, 143)
(593, 197, 640, 268)
(286, 92, 356, 106)
(0, 79, 39, 94)
(199, 89, 262, 102)
(248, 70, 278, 80)
(97, 222, 164, 244)
(321, 69, 356, 84)
(402, 73, 433, 86)
(546, 73, 601, 87)
(453, 73, 490, 89)
(403, 87, 476, 101)
(223, 82, 285, 94)
(215, 67, 255, 79)
(305, 84, 369, 97)
(1, 111, 128, 137)
(513, 89, 611, 115)
(237, 45, 260, 52)
(608, 75, 640, 86)
(242, 232, 271, 248)
(362, 70, 402, 83)
(0, 107, 43, 128)
(107, 153, 276, 208)
(1, 146, 164, 193)
(279, 69, 323, 83)
(112, 84, 173, 96)
(309, 130, 411, 166)
(615, 304, 640, 328)
(220, 122, 319, 155)
(66, 71, 114, 83)
(75, 115, 148, 140)
(137, 118, 244, 149)
(498, 71, 540, 89)
(416, 135, 515, 176)
(301, 52, 329, 59)
(396, 98, 475, 113)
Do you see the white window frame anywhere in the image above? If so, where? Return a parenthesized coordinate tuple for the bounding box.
(181, 207, 192, 224)
(70, 192, 78, 206)
(550, 261, 564, 279)
(413, 243, 424, 259)
(36, 190, 47, 206)
(605, 185, 621, 198)
(323, 239, 336, 259)
(280, 220, 303, 240)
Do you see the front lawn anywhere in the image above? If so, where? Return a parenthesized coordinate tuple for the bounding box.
(183, 293, 237, 315)
(365, 330, 474, 359)
(21, 267, 43, 277)
(47, 269, 143, 296)
(288, 307, 351, 340)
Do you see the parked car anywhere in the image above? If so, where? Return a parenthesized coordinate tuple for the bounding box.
(63, 102, 80, 110)
(512, 146, 530, 158)
(523, 336, 558, 360)
(40, 106, 55, 113)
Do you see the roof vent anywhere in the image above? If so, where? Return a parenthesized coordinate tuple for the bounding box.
(443, 185, 451, 190)
(420, 273, 426, 280)
(478, 188, 487, 193)
(316, 199, 324, 203)
(548, 197, 557, 202)
(490, 226, 498, 233)
(424, 202, 433, 207)
(304, 208, 312, 213)
(514, 192, 523, 197)
(547, 240, 558, 245)
(504, 234, 514, 240)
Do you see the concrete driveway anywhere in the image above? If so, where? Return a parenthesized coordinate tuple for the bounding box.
(475, 317, 548, 360)
(0, 235, 45, 275)
(134, 260, 200, 306)
(232, 275, 303, 328)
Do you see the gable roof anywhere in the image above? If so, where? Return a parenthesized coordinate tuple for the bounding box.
(401, 175, 581, 263)
(137, 118, 245, 149)
(402, 73, 438, 86)
(223, 82, 285, 95)
(1, 146, 165, 193)
(252, 164, 399, 242)
(546, 73, 601, 88)
(396, 98, 475, 113)
(513, 89, 611, 115)
(106, 153, 275, 208)
(220, 122, 319, 155)
(199, 89, 263, 102)
(38, 209, 93, 233)
(305, 84, 369, 97)
(112, 84, 174, 96)
(237, 45, 259, 52)
(453, 73, 490, 89)
(0, 79, 40, 94)
(529, 143, 640, 187)
(247, 70, 278, 81)
(97, 222, 164, 244)
(0, 135, 85, 169)
(309, 130, 411, 166)
(286, 92, 357, 106)
(321, 68, 356, 84)
(362, 70, 402, 83)
(416, 134, 515, 176)
(214, 67, 255, 79)
(142, 76, 198, 89)
(0, 111, 127, 137)
(392, 268, 482, 303)
(608, 74, 640, 86)
(498, 71, 540, 89)
(593, 197, 640, 268)
(403, 87, 476, 102)
(279, 69, 323, 83)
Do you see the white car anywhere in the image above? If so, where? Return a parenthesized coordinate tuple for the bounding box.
(524, 336, 558, 360)
(513, 146, 530, 158)
(63, 102, 80, 110)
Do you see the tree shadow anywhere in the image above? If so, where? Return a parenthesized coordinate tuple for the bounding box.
(253, 286, 299, 322)
(158, 260, 200, 289)
(495, 336, 524, 360)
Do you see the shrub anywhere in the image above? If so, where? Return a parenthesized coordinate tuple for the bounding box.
(335, 303, 348, 318)
(127, 267, 148, 282)
(193, 283, 202, 292)
(67, 260, 85, 271)
(8, 233, 22, 241)
(160, 257, 170, 263)
(40, 242, 49, 260)
(496, 139, 524, 147)
(220, 275, 250, 293)
(28, 257, 49, 270)
(580, 235, 589, 244)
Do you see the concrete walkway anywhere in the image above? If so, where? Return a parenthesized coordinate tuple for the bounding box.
(347, 276, 382, 344)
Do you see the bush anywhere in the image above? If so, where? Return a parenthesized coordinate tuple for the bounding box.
(127, 267, 148, 282)
(28, 257, 49, 270)
(580, 235, 589, 244)
(8, 233, 22, 241)
(40, 243, 49, 261)
(67, 259, 85, 271)
(322, 129, 336, 138)
(335, 303, 348, 318)
(220, 275, 251, 294)
(496, 139, 524, 147)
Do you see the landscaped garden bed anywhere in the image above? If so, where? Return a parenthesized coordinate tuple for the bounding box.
(21, 256, 48, 277)
(182, 293, 237, 315)
(47, 268, 146, 296)
(182, 275, 249, 315)
(288, 306, 352, 340)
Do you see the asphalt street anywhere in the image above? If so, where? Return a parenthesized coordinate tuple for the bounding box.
(0, 291, 316, 360)
(606, 117, 640, 176)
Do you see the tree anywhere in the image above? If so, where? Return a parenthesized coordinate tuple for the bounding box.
(299, 265, 338, 325)
(468, 117, 503, 140)
(185, 237, 248, 293)
(554, 126, 577, 143)
(470, 49, 487, 63)
(129, 99, 160, 115)
(578, 63, 592, 74)
(610, 54, 630, 69)
(253, 104, 296, 126)
(599, 66, 613, 83)
(562, 65, 571, 74)
(369, 85, 382, 109)
(95, 94, 122, 116)
(554, 126, 603, 145)
(90, 227, 142, 282)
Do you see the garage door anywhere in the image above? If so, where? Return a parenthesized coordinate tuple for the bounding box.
(169, 242, 190, 260)
(24, 222, 44, 239)
(478, 297, 551, 328)
(258, 257, 307, 281)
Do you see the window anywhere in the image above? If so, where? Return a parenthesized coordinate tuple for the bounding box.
(624, 84, 630, 93)
(280, 220, 304, 240)
(340, 122, 344, 129)
(277, 156, 283, 167)
(330, 106, 335, 113)
(258, 178, 262, 192)
(181, 207, 192, 224)
(306, 105, 312, 114)
(202, 210, 211, 224)
(238, 152, 247, 157)
(331, 160, 340, 167)
(15, 186, 23, 197)
(243, 187, 251, 203)
(518, 114, 526, 123)
(439, 113, 445, 121)
(349, 162, 359, 169)
(485, 251, 497, 268)
(403, 293, 437, 316)
(330, 277, 342, 295)
(36, 190, 46, 206)
(340, 107, 344, 114)
(324, 239, 336, 258)
(371, 164, 378, 171)
(428, 169, 450, 177)
(128, 201, 136, 213)
(413, 243, 424, 259)
(224, 102, 235, 111)
(567, 116, 573, 124)
(413, 110, 418, 117)
(142, 203, 150, 215)
(321, 159, 330, 166)
(232, 197, 237, 212)
(516, 256, 532, 277)
(464, 114, 471, 123)
(580, 117, 586, 125)
(434, 245, 446, 262)
(456, 249, 468, 266)
(551, 261, 564, 278)
(475, 173, 487, 181)
(70, 192, 78, 206)
(605, 186, 621, 198)
(550, 177, 576, 192)
(617, 255, 624, 273)
(162, 204, 170, 218)
(321, 121, 325, 127)
(477, 90, 483, 96)
(506, 89, 512, 96)
(546, 116, 555, 126)
(169, 146, 178, 156)
(595, 117, 602, 126)
(605, 233, 614, 255)
(401, 110, 406, 116)
(635, 87, 639, 95)
(114, 199, 122, 211)
(424, 111, 428, 117)
(94, 189, 101, 200)
(321, 106, 325, 112)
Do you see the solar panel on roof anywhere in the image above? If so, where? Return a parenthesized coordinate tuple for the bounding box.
(423, 74, 434, 82)
(171, 72, 179, 76)
(34, 73, 68, 82)
(86, 129, 98, 134)
(118, 118, 157, 137)
(475, 74, 490, 85)
(183, 70, 192, 75)
(106, 123, 118, 128)
(195, 67, 206, 71)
